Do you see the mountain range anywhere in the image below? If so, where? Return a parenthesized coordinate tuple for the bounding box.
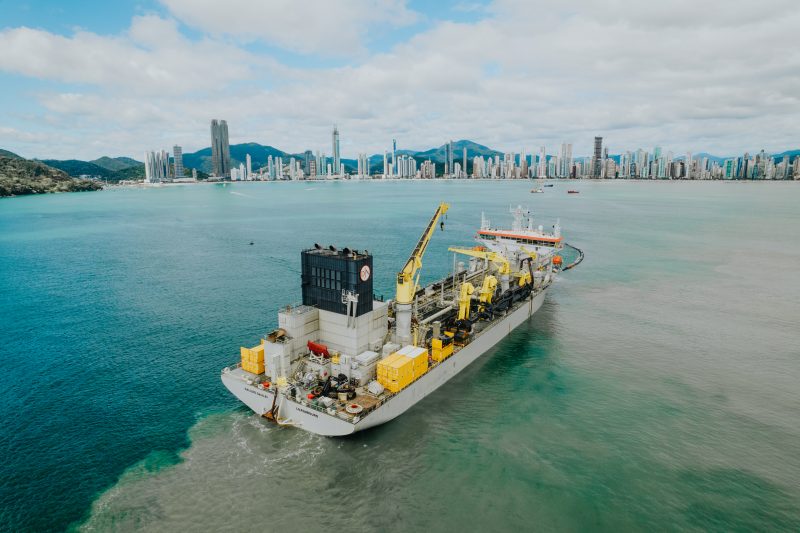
(179, 139, 504, 175)
(40, 156, 146, 181)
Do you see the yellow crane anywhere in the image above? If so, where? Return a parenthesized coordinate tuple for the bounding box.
(395, 202, 450, 345)
(447, 246, 512, 292)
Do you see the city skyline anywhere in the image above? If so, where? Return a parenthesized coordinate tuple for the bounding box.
(0, 1, 798, 160)
(146, 120, 798, 180)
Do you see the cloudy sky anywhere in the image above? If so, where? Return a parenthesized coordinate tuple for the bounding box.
(1, 0, 798, 160)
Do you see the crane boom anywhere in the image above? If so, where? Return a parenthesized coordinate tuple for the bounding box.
(447, 246, 510, 275)
(395, 202, 450, 305)
(394, 202, 449, 346)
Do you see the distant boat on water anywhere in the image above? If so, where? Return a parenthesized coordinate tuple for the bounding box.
(567, 190, 580, 194)
(530, 188, 544, 193)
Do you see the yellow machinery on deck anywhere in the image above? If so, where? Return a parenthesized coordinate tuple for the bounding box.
(395, 202, 450, 345)
(478, 275, 498, 307)
(448, 246, 512, 292)
(457, 282, 474, 320)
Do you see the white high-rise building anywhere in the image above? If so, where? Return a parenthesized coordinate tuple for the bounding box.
(357, 153, 370, 177)
(245, 154, 252, 180)
(686, 152, 693, 179)
(538, 147, 546, 178)
(559, 143, 572, 178)
(144, 150, 170, 183)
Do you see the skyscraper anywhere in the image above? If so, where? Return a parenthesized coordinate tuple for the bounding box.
(392, 139, 397, 177)
(538, 146, 547, 178)
(332, 125, 341, 175)
(449, 140, 454, 177)
(357, 153, 369, 177)
(173, 145, 184, 178)
(593, 136, 603, 178)
(558, 143, 573, 178)
(245, 154, 252, 180)
(463, 147, 467, 177)
(685, 152, 693, 179)
(304, 150, 312, 176)
(210, 119, 231, 178)
(144, 150, 170, 183)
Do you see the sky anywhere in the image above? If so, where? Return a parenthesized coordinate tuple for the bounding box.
(0, 0, 798, 160)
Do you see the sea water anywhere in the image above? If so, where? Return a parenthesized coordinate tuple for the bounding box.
(1, 180, 798, 532)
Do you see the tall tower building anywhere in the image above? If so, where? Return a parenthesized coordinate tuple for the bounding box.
(449, 140, 454, 177)
(593, 136, 603, 178)
(210, 119, 231, 178)
(463, 147, 467, 177)
(332, 125, 341, 175)
(173, 145, 184, 178)
(245, 154, 252, 180)
(686, 152, 693, 179)
(392, 139, 397, 176)
(538, 146, 546, 178)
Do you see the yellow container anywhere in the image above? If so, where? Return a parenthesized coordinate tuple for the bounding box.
(432, 344, 453, 362)
(377, 353, 404, 379)
(242, 360, 265, 375)
(378, 351, 423, 392)
(407, 347, 428, 375)
(380, 373, 413, 393)
(431, 338, 454, 362)
(382, 379, 401, 393)
(241, 343, 265, 364)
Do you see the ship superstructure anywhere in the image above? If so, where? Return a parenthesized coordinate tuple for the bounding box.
(222, 204, 568, 436)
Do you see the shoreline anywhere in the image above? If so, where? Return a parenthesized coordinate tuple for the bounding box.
(105, 176, 800, 190)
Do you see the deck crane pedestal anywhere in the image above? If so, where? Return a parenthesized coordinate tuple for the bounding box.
(395, 202, 450, 346)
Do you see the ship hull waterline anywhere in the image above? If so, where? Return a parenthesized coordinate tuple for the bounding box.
(221, 287, 548, 437)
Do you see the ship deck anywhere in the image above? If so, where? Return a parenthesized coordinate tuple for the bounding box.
(224, 266, 552, 426)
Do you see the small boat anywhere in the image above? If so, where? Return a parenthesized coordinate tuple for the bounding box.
(544, 184, 554, 188)
(530, 188, 544, 193)
(567, 190, 580, 194)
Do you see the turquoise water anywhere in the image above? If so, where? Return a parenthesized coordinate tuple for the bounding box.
(1, 181, 799, 532)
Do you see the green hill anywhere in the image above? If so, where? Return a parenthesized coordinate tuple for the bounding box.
(182, 143, 289, 173)
(91, 156, 142, 171)
(0, 156, 102, 197)
(42, 158, 145, 181)
(0, 149, 23, 159)
(42, 159, 113, 178)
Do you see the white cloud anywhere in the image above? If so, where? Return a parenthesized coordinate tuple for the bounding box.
(0, 16, 261, 96)
(159, 0, 419, 56)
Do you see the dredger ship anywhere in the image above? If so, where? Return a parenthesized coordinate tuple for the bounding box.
(221, 204, 575, 436)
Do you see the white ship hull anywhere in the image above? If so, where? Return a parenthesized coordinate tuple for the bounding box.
(221, 287, 547, 436)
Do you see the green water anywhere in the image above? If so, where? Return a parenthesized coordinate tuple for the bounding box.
(1, 181, 799, 532)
